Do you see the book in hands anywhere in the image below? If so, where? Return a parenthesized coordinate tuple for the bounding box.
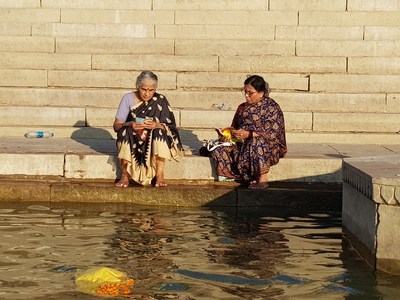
(213, 127, 240, 143)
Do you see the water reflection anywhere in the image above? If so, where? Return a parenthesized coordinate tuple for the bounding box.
(0, 202, 399, 299)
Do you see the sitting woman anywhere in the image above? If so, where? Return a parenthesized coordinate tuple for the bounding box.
(113, 71, 184, 188)
(211, 75, 287, 189)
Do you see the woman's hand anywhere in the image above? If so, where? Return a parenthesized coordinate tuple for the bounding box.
(232, 129, 251, 141)
(132, 121, 146, 130)
(144, 120, 163, 130)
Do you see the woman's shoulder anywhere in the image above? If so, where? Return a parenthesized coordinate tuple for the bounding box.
(265, 97, 280, 106)
(264, 97, 284, 112)
(154, 93, 169, 103)
(121, 91, 134, 100)
(120, 92, 135, 105)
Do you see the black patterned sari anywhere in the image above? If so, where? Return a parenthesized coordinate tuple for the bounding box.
(211, 97, 287, 182)
(116, 93, 183, 185)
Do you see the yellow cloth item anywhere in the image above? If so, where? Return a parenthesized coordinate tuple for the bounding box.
(75, 267, 128, 293)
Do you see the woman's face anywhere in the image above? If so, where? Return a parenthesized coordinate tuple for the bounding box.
(243, 84, 264, 105)
(137, 81, 156, 101)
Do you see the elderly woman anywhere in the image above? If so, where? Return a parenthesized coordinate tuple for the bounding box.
(113, 71, 183, 187)
(211, 75, 287, 189)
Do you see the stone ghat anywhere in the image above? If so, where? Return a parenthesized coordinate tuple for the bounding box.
(342, 155, 400, 275)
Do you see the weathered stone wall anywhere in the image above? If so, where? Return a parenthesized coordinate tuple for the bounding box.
(0, 0, 399, 140)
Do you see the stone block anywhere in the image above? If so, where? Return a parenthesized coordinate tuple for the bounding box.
(387, 94, 400, 113)
(0, 52, 91, 70)
(237, 187, 342, 210)
(376, 205, 400, 274)
(276, 25, 363, 40)
(0, 70, 47, 87)
(300, 11, 400, 26)
(342, 182, 377, 257)
(167, 91, 385, 114)
(92, 54, 218, 72)
(270, 0, 346, 11)
(0, 125, 116, 139)
(32, 23, 154, 38)
(0, 106, 86, 126)
(0, 0, 40, 8)
(87, 107, 181, 127)
(50, 182, 237, 206)
(165, 91, 243, 109)
(180, 109, 311, 131)
(42, 0, 151, 9)
(0, 8, 60, 22)
(349, 57, 400, 75)
(365, 26, 400, 40)
(0, 180, 51, 201)
(0, 153, 64, 176)
(178, 72, 309, 91)
(156, 25, 274, 40)
(310, 74, 400, 93)
(0, 23, 31, 35)
(342, 155, 400, 274)
(0, 87, 125, 108)
(180, 109, 233, 129)
(65, 153, 119, 179)
(297, 40, 400, 57)
(276, 92, 386, 113)
(0, 36, 54, 53)
(153, 0, 269, 10)
(176, 40, 295, 56)
(61, 9, 174, 24)
(268, 157, 342, 182)
(285, 112, 312, 131)
(48, 70, 177, 89)
(175, 10, 297, 25)
(86, 108, 115, 127)
(56, 37, 175, 54)
(164, 156, 215, 180)
(314, 112, 400, 132)
(219, 56, 346, 73)
(286, 132, 400, 145)
(64, 152, 213, 181)
(347, 0, 400, 11)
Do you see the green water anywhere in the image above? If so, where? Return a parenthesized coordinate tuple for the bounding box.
(0, 201, 399, 299)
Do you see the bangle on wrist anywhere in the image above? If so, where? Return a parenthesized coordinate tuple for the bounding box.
(248, 131, 253, 138)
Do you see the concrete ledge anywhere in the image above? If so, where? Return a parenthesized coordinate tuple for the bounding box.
(342, 155, 400, 275)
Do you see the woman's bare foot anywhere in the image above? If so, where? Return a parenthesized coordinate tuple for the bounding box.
(249, 180, 257, 188)
(115, 172, 129, 188)
(248, 174, 268, 189)
(249, 181, 269, 189)
(155, 174, 167, 187)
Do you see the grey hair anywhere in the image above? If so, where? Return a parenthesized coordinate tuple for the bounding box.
(135, 70, 158, 89)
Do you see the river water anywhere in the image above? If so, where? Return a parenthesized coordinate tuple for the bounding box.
(0, 201, 399, 300)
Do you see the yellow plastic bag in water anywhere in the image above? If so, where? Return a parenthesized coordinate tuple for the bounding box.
(75, 267, 129, 294)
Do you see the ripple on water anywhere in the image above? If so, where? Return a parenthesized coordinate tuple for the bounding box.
(0, 203, 399, 300)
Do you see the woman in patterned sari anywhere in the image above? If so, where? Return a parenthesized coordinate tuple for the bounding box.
(211, 75, 287, 189)
(113, 71, 183, 187)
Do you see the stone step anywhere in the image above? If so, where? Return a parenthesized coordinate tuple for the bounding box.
(2, 105, 400, 135)
(1, 88, 395, 115)
(1, 138, 399, 185)
(1, 126, 399, 145)
(0, 178, 342, 211)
